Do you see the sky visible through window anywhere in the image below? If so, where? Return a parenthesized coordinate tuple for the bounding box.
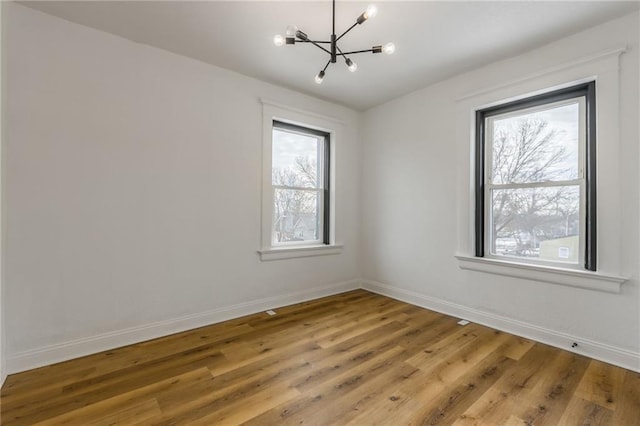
(492, 101, 580, 182)
(271, 127, 323, 244)
(272, 129, 318, 171)
(488, 100, 582, 264)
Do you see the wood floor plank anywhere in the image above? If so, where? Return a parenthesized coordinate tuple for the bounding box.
(155, 346, 316, 421)
(404, 322, 486, 367)
(556, 396, 614, 425)
(611, 370, 640, 426)
(574, 359, 626, 410)
(314, 304, 411, 348)
(453, 343, 559, 425)
(346, 334, 522, 425)
(84, 398, 162, 426)
(197, 386, 300, 425)
(1, 290, 638, 425)
(286, 313, 458, 396)
(3, 321, 252, 396)
(244, 344, 410, 425)
(159, 381, 301, 425)
(514, 350, 592, 425)
(320, 361, 422, 425)
(34, 399, 162, 426)
(344, 363, 441, 425)
(28, 368, 210, 426)
(409, 328, 511, 383)
(416, 354, 516, 425)
(2, 347, 227, 423)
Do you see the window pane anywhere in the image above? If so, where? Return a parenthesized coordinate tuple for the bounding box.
(490, 186, 580, 263)
(272, 128, 322, 188)
(273, 188, 320, 243)
(490, 101, 580, 184)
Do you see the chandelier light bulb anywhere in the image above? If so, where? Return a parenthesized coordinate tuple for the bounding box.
(345, 58, 357, 72)
(315, 70, 325, 84)
(382, 42, 395, 55)
(358, 4, 378, 24)
(365, 4, 378, 20)
(286, 25, 298, 37)
(273, 34, 285, 47)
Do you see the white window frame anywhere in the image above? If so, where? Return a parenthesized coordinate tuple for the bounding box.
(483, 97, 587, 270)
(259, 100, 343, 261)
(454, 48, 628, 293)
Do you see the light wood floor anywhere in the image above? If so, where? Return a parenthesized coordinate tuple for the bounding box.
(1, 290, 638, 425)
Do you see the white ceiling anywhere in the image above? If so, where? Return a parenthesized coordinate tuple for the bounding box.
(21, 1, 640, 111)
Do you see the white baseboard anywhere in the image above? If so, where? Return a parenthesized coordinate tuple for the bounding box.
(1, 354, 5, 386)
(7, 279, 361, 374)
(362, 279, 640, 373)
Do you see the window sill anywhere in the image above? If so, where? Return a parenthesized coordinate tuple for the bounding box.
(259, 244, 343, 261)
(455, 255, 627, 294)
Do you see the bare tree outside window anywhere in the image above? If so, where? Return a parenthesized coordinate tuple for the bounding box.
(487, 101, 582, 263)
(272, 157, 319, 243)
(272, 124, 327, 244)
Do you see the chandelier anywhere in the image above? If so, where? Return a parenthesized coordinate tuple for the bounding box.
(273, 0, 395, 84)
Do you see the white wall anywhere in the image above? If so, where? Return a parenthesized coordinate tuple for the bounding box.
(4, 3, 361, 372)
(361, 11, 639, 370)
(0, 0, 5, 386)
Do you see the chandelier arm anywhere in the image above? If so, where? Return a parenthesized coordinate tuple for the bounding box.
(298, 40, 332, 44)
(335, 45, 352, 61)
(336, 22, 358, 42)
(337, 48, 376, 56)
(299, 38, 333, 55)
(322, 60, 331, 72)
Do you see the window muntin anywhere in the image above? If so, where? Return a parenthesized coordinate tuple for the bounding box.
(476, 82, 596, 270)
(271, 121, 330, 246)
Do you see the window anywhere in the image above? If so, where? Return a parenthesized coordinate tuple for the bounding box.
(475, 82, 596, 271)
(259, 100, 342, 261)
(271, 121, 330, 246)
